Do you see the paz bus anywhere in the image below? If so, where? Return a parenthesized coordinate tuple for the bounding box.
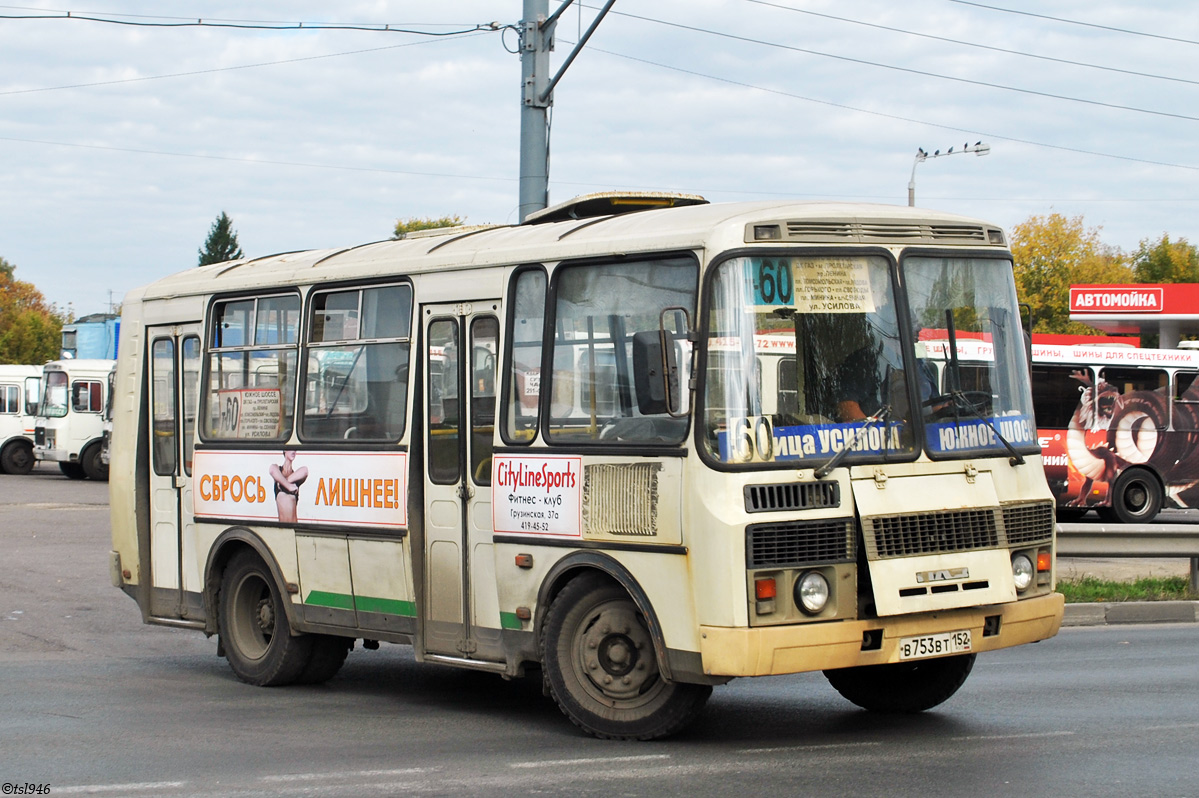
(34, 358, 114, 480)
(0, 364, 42, 475)
(108, 193, 1063, 740)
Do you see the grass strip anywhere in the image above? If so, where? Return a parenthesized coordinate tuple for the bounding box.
(1057, 576, 1197, 603)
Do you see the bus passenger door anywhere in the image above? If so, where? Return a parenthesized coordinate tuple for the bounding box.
(146, 325, 202, 619)
(422, 304, 503, 660)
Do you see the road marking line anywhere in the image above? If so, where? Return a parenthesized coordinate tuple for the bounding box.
(55, 781, 187, 794)
(949, 731, 1075, 741)
(740, 742, 882, 754)
(511, 754, 672, 769)
(260, 767, 439, 782)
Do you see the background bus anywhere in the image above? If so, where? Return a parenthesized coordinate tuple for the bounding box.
(0, 364, 42, 475)
(930, 337, 1199, 523)
(110, 195, 1062, 740)
(35, 358, 114, 480)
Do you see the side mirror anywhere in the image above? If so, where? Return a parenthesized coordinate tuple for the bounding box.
(632, 331, 669, 415)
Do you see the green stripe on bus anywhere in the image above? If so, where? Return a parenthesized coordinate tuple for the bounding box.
(304, 590, 355, 610)
(500, 611, 523, 630)
(355, 595, 417, 617)
(303, 591, 417, 617)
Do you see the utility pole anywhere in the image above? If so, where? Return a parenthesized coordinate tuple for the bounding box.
(517, 0, 615, 222)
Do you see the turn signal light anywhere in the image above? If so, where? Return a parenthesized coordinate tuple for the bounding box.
(1036, 551, 1052, 572)
(755, 578, 777, 600)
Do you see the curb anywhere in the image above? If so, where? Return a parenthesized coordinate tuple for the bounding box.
(1062, 601, 1199, 627)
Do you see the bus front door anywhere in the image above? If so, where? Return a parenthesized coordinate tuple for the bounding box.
(145, 326, 202, 620)
(422, 304, 503, 661)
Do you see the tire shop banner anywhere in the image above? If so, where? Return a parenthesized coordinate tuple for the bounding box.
(193, 450, 407, 528)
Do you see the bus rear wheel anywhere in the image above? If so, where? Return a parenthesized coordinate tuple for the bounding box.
(824, 653, 976, 713)
(1104, 469, 1162, 524)
(218, 550, 313, 686)
(0, 441, 34, 475)
(295, 636, 352, 685)
(542, 574, 711, 740)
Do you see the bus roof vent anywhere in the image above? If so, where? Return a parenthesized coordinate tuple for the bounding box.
(522, 191, 708, 225)
(769, 219, 997, 245)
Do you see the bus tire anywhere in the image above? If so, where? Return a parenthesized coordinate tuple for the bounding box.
(218, 550, 313, 687)
(0, 441, 34, 475)
(80, 443, 109, 481)
(294, 636, 352, 685)
(1107, 468, 1162, 524)
(541, 573, 711, 740)
(824, 653, 976, 713)
(60, 462, 87, 480)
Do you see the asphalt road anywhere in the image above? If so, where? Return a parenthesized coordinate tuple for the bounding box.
(1, 464, 1196, 798)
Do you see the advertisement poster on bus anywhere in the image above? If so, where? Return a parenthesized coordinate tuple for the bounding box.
(493, 454, 583, 536)
(193, 449, 408, 528)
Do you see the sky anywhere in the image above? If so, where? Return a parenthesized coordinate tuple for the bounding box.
(1, 1, 1196, 316)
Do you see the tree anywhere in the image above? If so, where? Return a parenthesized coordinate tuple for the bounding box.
(0, 257, 64, 364)
(1009, 213, 1132, 334)
(198, 211, 245, 266)
(393, 215, 465, 239)
(1131, 234, 1199, 284)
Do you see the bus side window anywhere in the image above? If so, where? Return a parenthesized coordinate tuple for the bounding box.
(1173, 371, 1199, 432)
(1030, 365, 1090, 429)
(504, 267, 545, 444)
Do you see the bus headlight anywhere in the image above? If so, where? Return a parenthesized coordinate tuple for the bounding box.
(1011, 553, 1035, 593)
(794, 571, 830, 615)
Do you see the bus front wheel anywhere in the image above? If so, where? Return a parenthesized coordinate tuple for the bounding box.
(824, 653, 976, 713)
(541, 573, 711, 740)
(80, 443, 108, 481)
(218, 550, 313, 686)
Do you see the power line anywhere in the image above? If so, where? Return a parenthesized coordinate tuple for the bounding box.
(0, 7, 499, 36)
(947, 0, 1199, 46)
(579, 43, 1199, 173)
(593, 7, 1199, 123)
(743, 0, 1199, 87)
(0, 31, 494, 97)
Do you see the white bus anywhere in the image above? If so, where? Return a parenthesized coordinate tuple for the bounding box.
(0, 364, 42, 475)
(109, 193, 1063, 740)
(35, 358, 115, 480)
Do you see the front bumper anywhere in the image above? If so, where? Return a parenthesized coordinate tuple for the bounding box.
(699, 591, 1064, 677)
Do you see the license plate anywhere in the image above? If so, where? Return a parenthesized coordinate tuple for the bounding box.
(898, 629, 972, 661)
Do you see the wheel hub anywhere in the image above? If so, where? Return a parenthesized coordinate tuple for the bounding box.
(255, 598, 275, 636)
(580, 606, 654, 700)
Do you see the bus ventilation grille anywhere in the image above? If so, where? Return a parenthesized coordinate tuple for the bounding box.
(744, 481, 840, 513)
(781, 220, 991, 245)
(1001, 501, 1055, 546)
(864, 509, 999, 559)
(582, 462, 660, 536)
(745, 519, 855, 568)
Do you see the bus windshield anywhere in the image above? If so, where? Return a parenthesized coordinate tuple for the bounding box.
(39, 371, 69, 418)
(903, 255, 1038, 459)
(703, 254, 917, 465)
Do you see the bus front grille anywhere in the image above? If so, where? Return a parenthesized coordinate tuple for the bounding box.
(864, 509, 999, 559)
(746, 519, 855, 568)
(744, 481, 840, 513)
(1001, 501, 1055, 545)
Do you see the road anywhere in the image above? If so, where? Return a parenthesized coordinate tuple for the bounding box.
(1, 464, 1196, 797)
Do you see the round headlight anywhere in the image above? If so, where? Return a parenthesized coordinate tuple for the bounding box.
(1011, 553, 1034, 592)
(794, 571, 831, 615)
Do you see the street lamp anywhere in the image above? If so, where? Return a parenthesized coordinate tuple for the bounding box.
(907, 141, 991, 206)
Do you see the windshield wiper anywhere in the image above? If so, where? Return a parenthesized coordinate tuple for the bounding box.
(814, 404, 892, 479)
(944, 390, 1026, 467)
